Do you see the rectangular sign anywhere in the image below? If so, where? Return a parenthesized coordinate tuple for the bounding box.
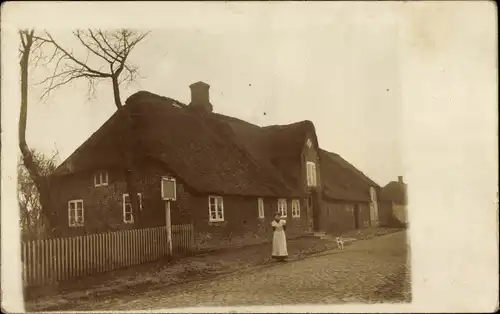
(161, 176, 177, 201)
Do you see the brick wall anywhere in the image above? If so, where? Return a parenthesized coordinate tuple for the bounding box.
(319, 199, 372, 235)
(50, 161, 189, 237)
(51, 168, 128, 237)
(51, 163, 310, 250)
(321, 200, 355, 234)
(188, 194, 309, 251)
(357, 203, 371, 228)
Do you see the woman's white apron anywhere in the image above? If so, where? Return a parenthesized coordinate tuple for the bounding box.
(271, 219, 288, 257)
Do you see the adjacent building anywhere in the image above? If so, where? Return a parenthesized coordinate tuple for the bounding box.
(379, 175, 408, 226)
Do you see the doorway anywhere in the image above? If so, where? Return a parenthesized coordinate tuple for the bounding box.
(353, 204, 360, 229)
(309, 195, 320, 232)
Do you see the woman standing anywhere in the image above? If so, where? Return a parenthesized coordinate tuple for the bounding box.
(271, 212, 288, 262)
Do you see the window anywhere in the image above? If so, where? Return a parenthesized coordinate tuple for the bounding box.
(278, 199, 287, 218)
(94, 171, 108, 187)
(370, 187, 377, 202)
(123, 193, 142, 224)
(258, 197, 265, 219)
(369, 187, 379, 222)
(68, 200, 84, 227)
(306, 162, 317, 187)
(208, 196, 224, 222)
(292, 199, 301, 218)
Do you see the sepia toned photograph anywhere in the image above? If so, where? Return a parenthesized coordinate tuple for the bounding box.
(1, 2, 498, 313)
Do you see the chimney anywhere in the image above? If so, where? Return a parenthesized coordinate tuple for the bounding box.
(189, 81, 213, 113)
(398, 176, 404, 184)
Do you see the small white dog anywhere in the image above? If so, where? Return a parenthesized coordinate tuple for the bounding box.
(336, 237, 344, 250)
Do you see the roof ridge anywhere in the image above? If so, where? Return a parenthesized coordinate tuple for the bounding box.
(125, 90, 188, 107)
(262, 119, 313, 130)
(212, 113, 261, 129)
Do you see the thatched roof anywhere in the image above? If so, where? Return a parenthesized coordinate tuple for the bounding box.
(54, 91, 307, 197)
(319, 149, 373, 202)
(380, 179, 408, 205)
(54, 90, 378, 201)
(326, 152, 379, 188)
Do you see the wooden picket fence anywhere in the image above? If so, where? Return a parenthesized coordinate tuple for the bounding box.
(21, 224, 194, 287)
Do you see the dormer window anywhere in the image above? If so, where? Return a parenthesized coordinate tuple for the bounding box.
(306, 138, 313, 148)
(94, 171, 108, 187)
(306, 161, 317, 187)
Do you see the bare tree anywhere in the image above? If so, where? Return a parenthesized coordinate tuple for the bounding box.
(18, 150, 59, 240)
(36, 29, 148, 107)
(34, 29, 150, 224)
(19, 29, 57, 234)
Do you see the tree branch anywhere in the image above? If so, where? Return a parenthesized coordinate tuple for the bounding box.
(36, 32, 110, 77)
(88, 29, 120, 61)
(97, 30, 121, 57)
(74, 30, 114, 63)
(35, 29, 148, 103)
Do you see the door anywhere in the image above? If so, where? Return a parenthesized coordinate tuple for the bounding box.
(309, 195, 320, 232)
(353, 204, 360, 229)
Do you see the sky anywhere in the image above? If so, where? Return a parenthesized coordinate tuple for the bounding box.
(14, 4, 405, 186)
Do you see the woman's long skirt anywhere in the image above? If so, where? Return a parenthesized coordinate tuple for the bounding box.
(271, 230, 288, 261)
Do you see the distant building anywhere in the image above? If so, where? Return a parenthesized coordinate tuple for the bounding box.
(379, 175, 408, 226)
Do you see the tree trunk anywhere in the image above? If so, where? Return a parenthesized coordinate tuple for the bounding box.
(19, 33, 55, 235)
(112, 75, 123, 109)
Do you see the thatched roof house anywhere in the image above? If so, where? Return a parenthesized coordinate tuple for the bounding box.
(51, 81, 380, 242)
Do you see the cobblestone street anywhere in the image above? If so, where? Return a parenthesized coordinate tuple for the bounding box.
(64, 231, 410, 310)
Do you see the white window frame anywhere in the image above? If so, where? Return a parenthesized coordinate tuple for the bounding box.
(369, 187, 379, 221)
(278, 198, 287, 218)
(122, 193, 142, 224)
(68, 200, 84, 227)
(306, 161, 317, 187)
(370, 187, 377, 202)
(94, 171, 109, 187)
(292, 199, 301, 218)
(257, 197, 265, 219)
(208, 196, 224, 222)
